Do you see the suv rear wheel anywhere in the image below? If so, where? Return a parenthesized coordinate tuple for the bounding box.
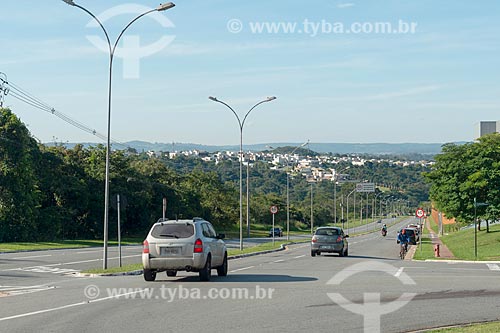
(199, 256, 211, 281)
(144, 269, 156, 281)
(217, 254, 228, 276)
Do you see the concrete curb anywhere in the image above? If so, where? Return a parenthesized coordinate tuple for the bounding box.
(77, 242, 298, 277)
(423, 259, 500, 264)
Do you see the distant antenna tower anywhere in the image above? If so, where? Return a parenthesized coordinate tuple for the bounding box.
(0, 72, 9, 107)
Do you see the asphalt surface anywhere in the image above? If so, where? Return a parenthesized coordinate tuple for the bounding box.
(1, 218, 499, 332)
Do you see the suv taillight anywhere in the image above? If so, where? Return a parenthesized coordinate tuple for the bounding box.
(336, 236, 342, 242)
(194, 238, 203, 253)
(311, 236, 317, 243)
(143, 240, 150, 254)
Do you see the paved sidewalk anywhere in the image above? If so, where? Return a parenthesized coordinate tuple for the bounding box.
(425, 219, 454, 259)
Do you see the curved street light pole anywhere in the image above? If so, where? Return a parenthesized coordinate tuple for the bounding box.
(209, 96, 276, 250)
(62, 0, 175, 269)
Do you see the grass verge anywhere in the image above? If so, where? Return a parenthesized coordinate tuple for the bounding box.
(429, 321, 500, 332)
(441, 224, 500, 261)
(413, 222, 437, 260)
(84, 263, 143, 275)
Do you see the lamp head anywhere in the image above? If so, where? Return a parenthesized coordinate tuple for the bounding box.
(208, 96, 218, 102)
(157, 2, 175, 11)
(62, 0, 76, 5)
(266, 96, 277, 101)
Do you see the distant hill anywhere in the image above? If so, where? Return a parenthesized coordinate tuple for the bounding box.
(51, 141, 468, 155)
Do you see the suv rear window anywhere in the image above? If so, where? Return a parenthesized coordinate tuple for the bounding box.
(151, 223, 194, 239)
(404, 229, 415, 236)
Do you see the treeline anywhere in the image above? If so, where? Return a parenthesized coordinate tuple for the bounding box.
(0, 108, 431, 242)
(425, 134, 500, 231)
(0, 109, 239, 242)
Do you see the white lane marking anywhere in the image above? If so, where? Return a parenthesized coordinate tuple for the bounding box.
(0, 288, 149, 322)
(0, 285, 56, 296)
(11, 255, 52, 260)
(273, 259, 285, 263)
(76, 250, 102, 254)
(0, 302, 86, 322)
(229, 266, 255, 273)
(394, 267, 404, 277)
(294, 255, 306, 259)
(487, 264, 500, 271)
(15, 267, 79, 275)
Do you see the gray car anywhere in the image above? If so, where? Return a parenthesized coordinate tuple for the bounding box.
(311, 227, 349, 257)
(142, 218, 228, 281)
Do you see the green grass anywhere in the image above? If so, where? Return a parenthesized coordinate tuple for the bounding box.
(402, 216, 500, 262)
(441, 224, 500, 261)
(0, 239, 142, 252)
(228, 240, 301, 256)
(84, 263, 143, 275)
(413, 218, 438, 260)
(429, 321, 500, 332)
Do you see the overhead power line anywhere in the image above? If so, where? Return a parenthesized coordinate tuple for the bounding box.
(0, 72, 128, 149)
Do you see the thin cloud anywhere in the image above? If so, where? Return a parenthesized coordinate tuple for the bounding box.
(337, 3, 355, 9)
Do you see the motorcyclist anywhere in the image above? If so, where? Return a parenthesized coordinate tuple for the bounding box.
(381, 223, 387, 236)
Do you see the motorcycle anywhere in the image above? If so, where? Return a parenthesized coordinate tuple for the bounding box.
(381, 229, 387, 237)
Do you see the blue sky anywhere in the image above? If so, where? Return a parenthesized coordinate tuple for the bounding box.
(1, 0, 499, 145)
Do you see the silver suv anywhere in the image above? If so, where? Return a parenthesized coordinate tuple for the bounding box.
(142, 218, 228, 281)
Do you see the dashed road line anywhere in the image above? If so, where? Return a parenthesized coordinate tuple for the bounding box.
(11, 254, 52, 260)
(394, 267, 404, 277)
(487, 264, 500, 271)
(229, 266, 255, 273)
(294, 255, 306, 259)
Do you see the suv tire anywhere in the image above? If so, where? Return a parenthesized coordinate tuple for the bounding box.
(144, 269, 156, 282)
(217, 254, 228, 277)
(166, 270, 177, 277)
(199, 256, 211, 281)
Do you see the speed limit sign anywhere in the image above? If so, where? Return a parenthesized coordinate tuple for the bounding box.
(416, 208, 425, 218)
(270, 206, 278, 214)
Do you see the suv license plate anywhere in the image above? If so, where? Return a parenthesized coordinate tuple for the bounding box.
(320, 245, 333, 249)
(161, 247, 180, 255)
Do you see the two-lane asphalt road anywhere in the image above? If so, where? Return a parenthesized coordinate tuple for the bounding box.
(1, 218, 499, 332)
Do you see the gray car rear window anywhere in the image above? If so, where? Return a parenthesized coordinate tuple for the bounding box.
(151, 224, 194, 239)
(315, 229, 340, 236)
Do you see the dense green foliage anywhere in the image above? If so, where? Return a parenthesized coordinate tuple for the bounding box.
(425, 134, 500, 228)
(0, 108, 430, 242)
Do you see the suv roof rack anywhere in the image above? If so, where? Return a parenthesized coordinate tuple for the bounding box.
(193, 217, 204, 222)
(157, 218, 169, 223)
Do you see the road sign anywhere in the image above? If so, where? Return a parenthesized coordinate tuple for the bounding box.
(416, 208, 425, 218)
(270, 205, 278, 214)
(356, 183, 375, 193)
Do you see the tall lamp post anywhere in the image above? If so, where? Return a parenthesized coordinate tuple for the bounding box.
(346, 188, 356, 234)
(374, 191, 383, 220)
(209, 96, 276, 250)
(333, 166, 350, 225)
(62, 0, 176, 269)
(310, 180, 315, 234)
(285, 141, 308, 240)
